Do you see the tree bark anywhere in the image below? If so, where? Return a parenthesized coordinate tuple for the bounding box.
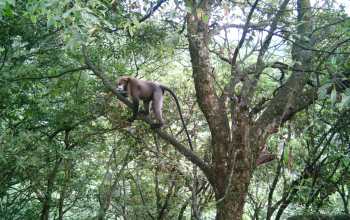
(40, 158, 61, 220)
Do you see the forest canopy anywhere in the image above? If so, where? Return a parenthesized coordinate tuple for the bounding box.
(0, 0, 350, 219)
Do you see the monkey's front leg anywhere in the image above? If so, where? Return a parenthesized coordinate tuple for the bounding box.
(128, 97, 139, 122)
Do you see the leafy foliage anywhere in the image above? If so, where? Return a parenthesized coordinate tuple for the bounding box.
(1, 0, 349, 219)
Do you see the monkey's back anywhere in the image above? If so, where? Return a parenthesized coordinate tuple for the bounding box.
(134, 79, 162, 101)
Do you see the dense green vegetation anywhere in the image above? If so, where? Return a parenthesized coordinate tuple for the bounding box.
(0, 0, 349, 219)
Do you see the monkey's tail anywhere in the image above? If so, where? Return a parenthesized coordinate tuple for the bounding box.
(160, 85, 194, 151)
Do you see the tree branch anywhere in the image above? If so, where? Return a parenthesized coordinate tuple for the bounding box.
(139, 0, 167, 22)
(257, 0, 290, 64)
(231, 0, 260, 66)
(81, 46, 214, 185)
(10, 66, 88, 82)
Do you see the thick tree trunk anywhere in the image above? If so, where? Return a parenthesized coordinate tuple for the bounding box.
(40, 159, 61, 220)
(213, 129, 257, 220)
(215, 168, 252, 220)
(40, 199, 51, 220)
(58, 186, 66, 220)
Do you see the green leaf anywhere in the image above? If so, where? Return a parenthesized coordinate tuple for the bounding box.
(283, 149, 289, 164)
(7, 0, 15, 6)
(63, 8, 74, 19)
(128, 25, 134, 37)
(47, 14, 56, 27)
(202, 15, 209, 23)
(30, 14, 37, 23)
(330, 86, 337, 105)
(340, 93, 350, 109)
(318, 82, 332, 99)
(196, 8, 204, 18)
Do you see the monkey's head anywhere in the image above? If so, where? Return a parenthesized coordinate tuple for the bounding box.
(116, 76, 129, 97)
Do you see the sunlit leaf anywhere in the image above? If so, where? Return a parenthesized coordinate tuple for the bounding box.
(340, 93, 350, 109)
(330, 86, 337, 105)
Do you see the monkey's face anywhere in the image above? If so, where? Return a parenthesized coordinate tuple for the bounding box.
(116, 77, 129, 96)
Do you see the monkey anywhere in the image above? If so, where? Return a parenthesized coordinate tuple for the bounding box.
(116, 76, 193, 150)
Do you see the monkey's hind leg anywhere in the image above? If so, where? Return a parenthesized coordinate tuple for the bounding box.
(150, 123, 163, 129)
(151, 90, 164, 129)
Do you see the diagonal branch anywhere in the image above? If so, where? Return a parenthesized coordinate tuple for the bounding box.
(10, 66, 88, 82)
(139, 0, 167, 22)
(81, 46, 214, 185)
(239, 0, 291, 109)
(256, 0, 314, 135)
(231, 0, 260, 66)
(280, 88, 316, 124)
(209, 49, 231, 64)
(257, 0, 290, 64)
(82, 47, 132, 108)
